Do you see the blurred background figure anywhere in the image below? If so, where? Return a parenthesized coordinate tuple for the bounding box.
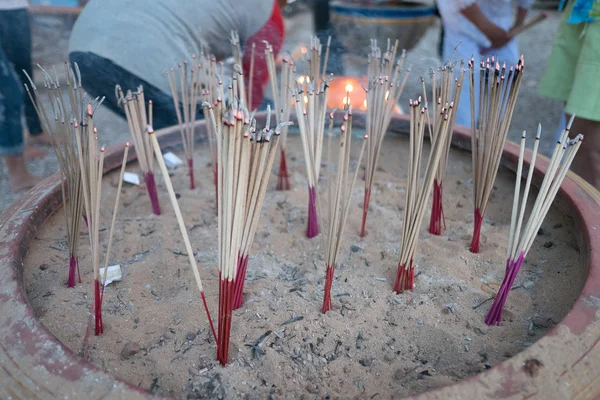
(436, 0, 534, 127)
(313, 0, 345, 75)
(68, 0, 285, 130)
(538, 0, 600, 189)
(0, 0, 50, 192)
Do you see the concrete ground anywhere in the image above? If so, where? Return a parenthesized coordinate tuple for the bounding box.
(0, 7, 564, 211)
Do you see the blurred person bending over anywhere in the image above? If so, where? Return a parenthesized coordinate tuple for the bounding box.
(436, 0, 534, 128)
(0, 0, 51, 191)
(68, 0, 284, 130)
(539, 0, 600, 189)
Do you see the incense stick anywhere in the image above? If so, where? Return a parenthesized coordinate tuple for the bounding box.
(116, 85, 161, 215)
(294, 36, 332, 238)
(23, 62, 96, 288)
(101, 143, 129, 299)
(468, 56, 524, 253)
(485, 124, 583, 325)
(165, 57, 203, 190)
(394, 97, 454, 293)
(233, 106, 293, 309)
(321, 107, 367, 313)
(148, 126, 217, 341)
(360, 39, 410, 237)
(75, 106, 110, 336)
(265, 41, 295, 191)
(424, 61, 465, 235)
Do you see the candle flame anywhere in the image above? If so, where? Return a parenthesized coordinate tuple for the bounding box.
(345, 83, 353, 93)
(363, 99, 368, 109)
(304, 95, 309, 104)
(385, 90, 390, 100)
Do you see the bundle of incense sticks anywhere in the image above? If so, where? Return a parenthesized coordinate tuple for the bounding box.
(468, 56, 524, 253)
(148, 126, 217, 342)
(198, 52, 221, 212)
(75, 105, 128, 336)
(265, 42, 295, 191)
(233, 107, 293, 309)
(294, 36, 332, 238)
(395, 98, 453, 293)
(486, 124, 582, 325)
(23, 62, 94, 288)
(321, 107, 367, 313)
(423, 62, 465, 235)
(360, 39, 410, 237)
(166, 57, 203, 189)
(116, 85, 161, 215)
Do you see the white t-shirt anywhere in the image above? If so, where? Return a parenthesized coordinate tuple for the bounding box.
(68, 0, 274, 96)
(0, 0, 29, 10)
(436, 0, 535, 47)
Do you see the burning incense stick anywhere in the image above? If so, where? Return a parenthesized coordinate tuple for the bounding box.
(468, 56, 524, 253)
(233, 106, 293, 309)
(148, 126, 217, 342)
(360, 39, 410, 237)
(294, 36, 332, 238)
(394, 98, 454, 293)
(265, 41, 295, 191)
(321, 107, 367, 313)
(23, 62, 96, 288)
(423, 61, 465, 235)
(165, 58, 203, 189)
(485, 123, 582, 325)
(116, 85, 161, 215)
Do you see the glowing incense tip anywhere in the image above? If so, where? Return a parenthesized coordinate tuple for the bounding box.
(100, 147, 105, 152)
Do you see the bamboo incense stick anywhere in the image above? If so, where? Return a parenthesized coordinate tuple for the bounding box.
(468, 56, 524, 253)
(424, 61, 465, 235)
(23, 62, 99, 288)
(116, 85, 161, 215)
(75, 105, 112, 336)
(485, 124, 583, 325)
(265, 41, 295, 191)
(294, 36, 332, 238)
(101, 143, 129, 298)
(360, 39, 410, 237)
(165, 58, 203, 190)
(233, 106, 293, 309)
(321, 107, 367, 313)
(394, 97, 454, 293)
(148, 126, 217, 342)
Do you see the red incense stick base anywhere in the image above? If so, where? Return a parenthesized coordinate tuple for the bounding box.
(428, 179, 446, 236)
(322, 264, 336, 314)
(94, 279, 104, 336)
(394, 260, 414, 293)
(276, 148, 290, 191)
(67, 254, 80, 288)
(360, 188, 371, 238)
(306, 185, 319, 238)
(144, 172, 161, 215)
(200, 291, 217, 342)
(233, 253, 249, 310)
(485, 252, 525, 325)
(217, 279, 234, 365)
(470, 208, 483, 253)
(188, 158, 195, 190)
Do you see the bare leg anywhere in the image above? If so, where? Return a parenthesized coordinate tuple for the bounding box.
(28, 131, 52, 146)
(23, 144, 47, 160)
(5, 154, 42, 192)
(566, 114, 600, 190)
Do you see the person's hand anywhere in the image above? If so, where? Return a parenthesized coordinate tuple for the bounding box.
(482, 23, 511, 49)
